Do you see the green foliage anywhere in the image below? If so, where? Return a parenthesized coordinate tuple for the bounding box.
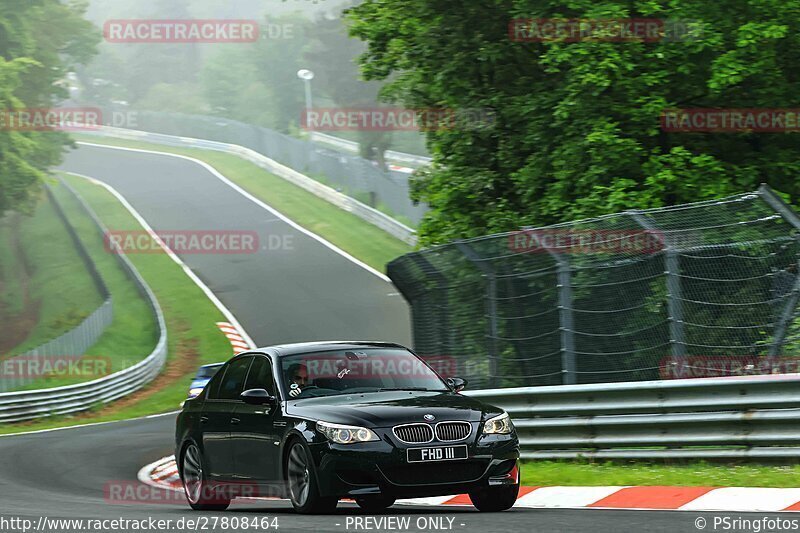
(347, 0, 800, 246)
(0, 0, 99, 216)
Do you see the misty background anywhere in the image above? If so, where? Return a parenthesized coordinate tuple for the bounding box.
(73, 0, 428, 156)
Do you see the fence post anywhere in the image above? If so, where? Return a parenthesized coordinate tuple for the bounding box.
(456, 242, 500, 388)
(664, 249, 687, 358)
(556, 256, 576, 384)
(758, 185, 800, 354)
(629, 211, 686, 358)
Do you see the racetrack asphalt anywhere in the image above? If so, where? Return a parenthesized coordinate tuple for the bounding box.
(0, 144, 789, 532)
(61, 143, 412, 348)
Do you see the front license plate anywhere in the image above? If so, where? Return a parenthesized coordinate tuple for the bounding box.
(407, 444, 468, 463)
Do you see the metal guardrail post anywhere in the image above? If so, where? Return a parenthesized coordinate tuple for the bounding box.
(629, 211, 686, 358)
(665, 249, 687, 357)
(770, 264, 800, 356)
(456, 242, 500, 388)
(758, 184, 800, 354)
(556, 257, 576, 385)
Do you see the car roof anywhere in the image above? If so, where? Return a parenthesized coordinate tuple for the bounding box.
(199, 362, 224, 369)
(251, 340, 409, 357)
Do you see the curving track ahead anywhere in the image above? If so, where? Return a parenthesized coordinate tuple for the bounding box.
(0, 143, 789, 532)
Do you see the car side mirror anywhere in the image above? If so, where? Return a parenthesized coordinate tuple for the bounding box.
(240, 388, 276, 405)
(446, 377, 467, 392)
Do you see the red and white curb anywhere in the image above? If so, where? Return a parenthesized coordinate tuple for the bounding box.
(216, 322, 253, 354)
(138, 456, 800, 512)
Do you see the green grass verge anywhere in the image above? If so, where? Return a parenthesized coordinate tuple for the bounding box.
(1, 189, 103, 356)
(8, 179, 160, 391)
(0, 173, 233, 434)
(521, 460, 800, 488)
(70, 134, 413, 273)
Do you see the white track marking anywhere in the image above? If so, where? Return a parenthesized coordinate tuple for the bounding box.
(216, 322, 251, 354)
(395, 496, 459, 506)
(514, 486, 626, 508)
(138, 455, 182, 492)
(64, 171, 257, 350)
(75, 141, 392, 283)
(0, 410, 180, 438)
(680, 488, 800, 512)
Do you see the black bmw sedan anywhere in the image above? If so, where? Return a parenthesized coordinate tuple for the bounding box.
(175, 341, 520, 514)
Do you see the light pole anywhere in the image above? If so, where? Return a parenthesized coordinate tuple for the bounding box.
(297, 69, 315, 128)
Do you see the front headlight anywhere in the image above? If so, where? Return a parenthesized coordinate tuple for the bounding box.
(482, 412, 513, 435)
(188, 387, 204, 398)
(316, 421, 379, 444)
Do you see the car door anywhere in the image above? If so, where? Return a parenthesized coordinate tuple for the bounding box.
(231, 355, 281, 485)
(201, 356, 252, 479)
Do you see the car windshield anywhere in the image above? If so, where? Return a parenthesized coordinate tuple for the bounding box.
(280, 348, 449, 398)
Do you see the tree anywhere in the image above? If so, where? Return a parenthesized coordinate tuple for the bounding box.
(0, 0, 99, 216)
(348, 0, 800, 246)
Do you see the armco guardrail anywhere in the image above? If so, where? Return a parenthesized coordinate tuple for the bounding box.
(310, 132, 433, 168)
(466, 375, 800, 460)
(79, 126, 418, 247)
(0, 178, 167, 423)
(0, 185, 115, 393)
(89, 108, 429, 225)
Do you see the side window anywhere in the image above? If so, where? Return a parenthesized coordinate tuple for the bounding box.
(244, 356, 274, 395)
(217, 357, 252, 400)
(205, 365, 227, 399)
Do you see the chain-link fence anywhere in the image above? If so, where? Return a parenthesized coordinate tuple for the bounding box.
(106, 108, 428, 225)
(388, 186, 800, 389)
(0, 184, 114, 393)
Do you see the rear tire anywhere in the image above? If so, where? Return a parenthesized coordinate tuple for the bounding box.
(181, 443, 230, 511)
(469, 483, 519, 512)
(286, 441, 338, 514)
(355, 495, 396, 512)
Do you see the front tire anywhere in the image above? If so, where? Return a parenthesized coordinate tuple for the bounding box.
(355, 495, 396, 512)
(469, 483, 519, 512)
(286, 441, 338, 514)
(181, 443, 230, 511)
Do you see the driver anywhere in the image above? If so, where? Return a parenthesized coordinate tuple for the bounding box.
(286, 363, 309, 398)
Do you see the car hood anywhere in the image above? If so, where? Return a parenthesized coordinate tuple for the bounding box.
(284, 390, 502, 427)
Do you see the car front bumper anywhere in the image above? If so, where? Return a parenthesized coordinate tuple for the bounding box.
(308, 430, 520, 499)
